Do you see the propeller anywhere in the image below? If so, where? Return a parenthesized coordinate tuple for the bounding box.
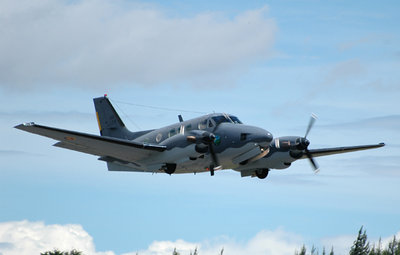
(208, 142, 222, 176)
(303, 114, 319, 173)
(305, 113, 317, 139)
(187, 131, 221, 175)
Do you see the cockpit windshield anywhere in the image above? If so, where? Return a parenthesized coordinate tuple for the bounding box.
(211, 115, 243, 125)
(212, 116, 230, 125)
(229, 115, 242, 124)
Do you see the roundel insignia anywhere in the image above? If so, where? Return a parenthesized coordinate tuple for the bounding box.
(64, 136, 76, 141)
(214, 135, 221, 146)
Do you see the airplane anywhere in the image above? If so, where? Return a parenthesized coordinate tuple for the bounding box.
(15, 95, 385, 179)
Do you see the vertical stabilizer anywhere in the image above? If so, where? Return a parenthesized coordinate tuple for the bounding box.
(93, 96, 132, 139)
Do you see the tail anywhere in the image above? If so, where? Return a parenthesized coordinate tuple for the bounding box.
(93, 95, 132, 139)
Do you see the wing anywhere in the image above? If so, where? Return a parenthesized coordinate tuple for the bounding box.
(15, 123, 166, 165)
(302, 143, 385, 158)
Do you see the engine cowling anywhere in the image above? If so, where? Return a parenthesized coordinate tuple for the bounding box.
(272, 136, 307, 158)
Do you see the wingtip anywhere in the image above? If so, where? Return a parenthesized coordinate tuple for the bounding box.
(379, 142, 385, 147)
(14, 122, 36, 129)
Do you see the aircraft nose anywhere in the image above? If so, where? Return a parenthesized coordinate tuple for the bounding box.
(259, 131, 273, 147)
(246, 126, 273, 147)
(267, 132, 273, 143)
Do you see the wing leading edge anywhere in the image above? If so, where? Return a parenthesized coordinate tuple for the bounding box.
(15, 123, 166, 165)
(302, 143, 385, 159)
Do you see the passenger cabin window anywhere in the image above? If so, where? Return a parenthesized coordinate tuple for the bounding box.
(156, 133, 163, 143)
(168, 129, 176, 137)
(198, 120, 207, 130)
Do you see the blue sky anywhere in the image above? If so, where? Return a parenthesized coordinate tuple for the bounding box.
(1, 1, 399, 255)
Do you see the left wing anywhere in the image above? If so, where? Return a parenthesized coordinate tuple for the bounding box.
(15, 123, 166, 165)
(302, 143, 385, 159)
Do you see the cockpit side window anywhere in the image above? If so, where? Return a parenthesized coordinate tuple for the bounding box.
(198, 119, 207, 130)
(229, 115, 242, 124)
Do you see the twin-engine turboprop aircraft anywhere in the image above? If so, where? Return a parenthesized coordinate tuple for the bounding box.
(15, 95, 384, 179)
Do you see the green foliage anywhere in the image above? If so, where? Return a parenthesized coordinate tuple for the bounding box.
(39, 229, 400, 255)
(382, 236, 400, 255)
(370, 238, 382, 255)
(311, 245, 318, 255)
(294, 227, 400, 255)
(189, 247, 198, 255)
(172, 248, 180, 255)
(295, 244, 307, 255)
(350, 226, 370, 255)
(40, 249, 82, 255)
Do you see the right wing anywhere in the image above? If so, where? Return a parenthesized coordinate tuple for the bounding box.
(15, 123, 166, 166)
(302, 143, 385, 159)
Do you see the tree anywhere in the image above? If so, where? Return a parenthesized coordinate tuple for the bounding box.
(295, 245, 307, 255)
(349, 226, 370, 255)
(370, 238, 382, 255)
(382, 236, 400, 255)
(172, 248, 180, 255)
(311, 245, 318, 255)
(189, 247, 198, 255)
(321, 246, 334, 255)
(40, 249, 82, 255)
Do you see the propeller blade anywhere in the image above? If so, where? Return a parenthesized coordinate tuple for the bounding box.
(187, 130, 221, 175)
(304, 113, 318, 138)
(305, 148, 320, 173)
(208, 143, 221, 175)
(208, 144, 219, 167)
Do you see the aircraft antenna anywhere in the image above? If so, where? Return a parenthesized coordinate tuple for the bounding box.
(109, 98, 142, 130)
(111, 98, 208, 114)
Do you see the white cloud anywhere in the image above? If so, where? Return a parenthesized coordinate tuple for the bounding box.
(0, 0, 276, 90)
(0, 221, 302, 255)
(121, 228, 302, 255)
(337, 35, 378, 52)
(0, 220, 114, 255)
(2, 220, 399, 255)
(126, 239, 201, 255)
(321, 234, 355, 255)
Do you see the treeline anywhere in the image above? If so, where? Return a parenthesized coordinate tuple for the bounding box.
(295, 227, 400, 255)
(40, 227, 400, 255)
(41, 250, 82, 255)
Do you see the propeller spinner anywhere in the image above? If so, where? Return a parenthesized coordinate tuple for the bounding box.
(187, 131, 221, 175)
(274, 114, 319, 173)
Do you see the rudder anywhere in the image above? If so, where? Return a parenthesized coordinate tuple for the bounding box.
(93, 96, 132, 139)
